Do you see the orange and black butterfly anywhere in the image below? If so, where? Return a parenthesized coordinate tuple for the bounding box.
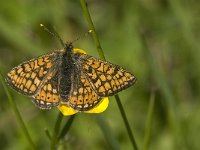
(6, 41, 136, 111)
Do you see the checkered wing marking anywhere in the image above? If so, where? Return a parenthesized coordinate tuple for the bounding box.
(32, 70, 60, 109)
(6, 52, 56, 96)
(67, 72, 102, 111)
(79, 54, 136, 97)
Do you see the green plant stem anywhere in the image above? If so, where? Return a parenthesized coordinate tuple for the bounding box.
(143, 91, 155, 150)
(95, 116, 120, 150)
(58, 114, 75, 140)
(80, 0, 138, 149)
(44, 128, 52, 141)
(115, 95, 138, 150)
(139, 31, 183, 149)
(50, 112, 63, 150)
(0, 72, 36, 149)
(80, 0, 105, 60)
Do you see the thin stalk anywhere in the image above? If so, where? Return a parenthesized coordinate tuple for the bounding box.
(80, 0, 138, 149)
(44, 128, 52, 141)
(115, 95, 138, 150)
(143, 91, 155, 150)
(95, 116, 120, 150)
(58, 114, 75, 140)
(0, 72, 36, 149)
(50, 112, 63, 150)
(80, 0, 105, 60)
(139, 31, 182, 149)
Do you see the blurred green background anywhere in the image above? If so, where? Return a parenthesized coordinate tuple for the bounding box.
(0, 0, 200, 150)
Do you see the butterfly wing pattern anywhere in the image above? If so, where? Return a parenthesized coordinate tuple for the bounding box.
(31, 69, 60, 109)
(67, 70, 102, 111)
(6, 52, 61, 109)
(78, 54, 136, 97)
(6, 52, 56, 95)
(6, 43, 136, 111)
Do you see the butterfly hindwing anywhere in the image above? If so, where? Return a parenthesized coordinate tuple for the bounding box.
(67, 70, 102, 111)
(78, 54, 136, 97)
(6, 52, 56, 96)
(32, 69, 60, 109)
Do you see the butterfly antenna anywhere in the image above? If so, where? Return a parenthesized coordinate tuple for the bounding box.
(40, 24, 65, 47)
(72, 29, 93, 43)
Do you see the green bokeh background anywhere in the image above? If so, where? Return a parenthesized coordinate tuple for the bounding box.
(0, 0, 200, 150)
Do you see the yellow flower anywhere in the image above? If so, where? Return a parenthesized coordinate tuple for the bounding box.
(57, 97, 109, 116)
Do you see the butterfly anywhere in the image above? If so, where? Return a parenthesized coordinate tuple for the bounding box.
(6, 42, 136, 111)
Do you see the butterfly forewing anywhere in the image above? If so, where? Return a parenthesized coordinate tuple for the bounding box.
(79, 54, 136, 97)
(6, 52, 57, 96)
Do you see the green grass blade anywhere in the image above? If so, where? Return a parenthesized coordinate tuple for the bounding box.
(139, 31, 185, 149)
(80, 0, 105, 60)
(44, 128, 52, 141)
(115, 95, 138, 150)
(143, 90, 155, 150)
(95, 116, 120, 150)
(50, 112, 63, 150)
(58, 114, 75, 140)
(0, 72, 36, 149)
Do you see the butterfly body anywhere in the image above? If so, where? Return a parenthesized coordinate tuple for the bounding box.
(6, 43, 136, 111)
(59, 44, 75, 101)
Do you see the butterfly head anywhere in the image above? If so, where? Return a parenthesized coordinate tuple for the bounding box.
(64, 42, 73, 53)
